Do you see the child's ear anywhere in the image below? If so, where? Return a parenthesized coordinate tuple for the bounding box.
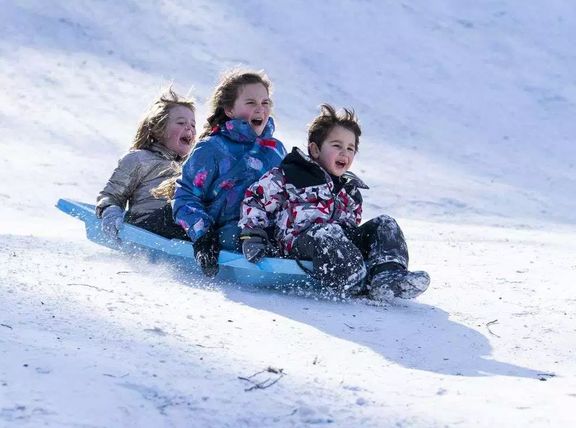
(308, 142, 320, 159)
(224, 107, 234, 119)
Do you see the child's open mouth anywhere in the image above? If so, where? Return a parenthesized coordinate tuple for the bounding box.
(250, 118, 264, 127)
(336, 160, 347, 168)
(180, 136, 192, 145)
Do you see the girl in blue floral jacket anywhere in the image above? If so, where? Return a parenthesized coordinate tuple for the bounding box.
(173, 69, 287, 276)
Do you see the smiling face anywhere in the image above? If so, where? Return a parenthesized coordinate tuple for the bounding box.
(309, 125, 357, 177)
(225, 83, 271, 136)
(162, 105, 196, 157)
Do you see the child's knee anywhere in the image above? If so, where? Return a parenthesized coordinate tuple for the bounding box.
(371, 215, 406, 241)
(312, 233, 366, 291)
(309, 223, 347, 241)
(374, 214, 400, 229)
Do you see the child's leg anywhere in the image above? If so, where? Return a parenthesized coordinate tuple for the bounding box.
(218, 223, 242, 252)
(347, 215, 429, 300)
(129, 205, 190, 240)
(346, 214, 409, 276)
(293, 223, 366, 295)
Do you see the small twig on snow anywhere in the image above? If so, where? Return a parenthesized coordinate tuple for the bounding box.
(1, 323, 13, 329)
(103, 372, 129, 378)
(238, 366, 285, 392)
(195, 343, 224, 349)
(537, 372, 556, 381)
(67, 283, 113, 293)
(485, 319, 501, 338)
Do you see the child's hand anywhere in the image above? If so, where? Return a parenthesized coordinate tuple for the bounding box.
(240, 229, 269, 264)
(101, 205, 125, 239)
(193, 229, 220, 277)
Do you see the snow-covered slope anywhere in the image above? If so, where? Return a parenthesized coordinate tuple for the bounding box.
(1, 0, 575, 230)
(1, 1, 575, 426)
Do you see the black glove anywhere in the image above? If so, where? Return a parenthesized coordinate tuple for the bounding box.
(240, 228, 269, 264)
(193, 229, 220, 277)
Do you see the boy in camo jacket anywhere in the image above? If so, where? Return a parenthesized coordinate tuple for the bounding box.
(239, 104, 430, 301)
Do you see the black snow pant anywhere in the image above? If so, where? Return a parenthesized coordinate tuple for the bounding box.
(292, 215, 409, 294)
(127, 204, 190, 241)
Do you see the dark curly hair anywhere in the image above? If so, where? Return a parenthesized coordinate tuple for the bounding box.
(307, 104, 361, 152)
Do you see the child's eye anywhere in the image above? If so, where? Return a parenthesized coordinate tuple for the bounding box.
(347, 147, 355, 152)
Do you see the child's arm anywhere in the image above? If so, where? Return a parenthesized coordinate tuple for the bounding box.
(238, 168, 286, 263)
(354, 198, 363, 225)
(347, 185, 364, 226)
(172, 142, 218, 242)
(239, 167, 286, 232)
(96, 153, 142, 217)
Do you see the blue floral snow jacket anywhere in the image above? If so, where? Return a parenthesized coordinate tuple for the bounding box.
(172, 117, 286, 242)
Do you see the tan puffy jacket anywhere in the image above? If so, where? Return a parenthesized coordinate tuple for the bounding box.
(96, 143, 185, 222)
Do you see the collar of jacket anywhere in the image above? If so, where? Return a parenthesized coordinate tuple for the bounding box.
(281, 147, 369, 190)
(148, 141, 186, 162)
(215, 117, 276, 144)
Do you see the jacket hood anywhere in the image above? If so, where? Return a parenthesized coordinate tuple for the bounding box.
(216, 117, 276, 144)
(281, 147, 369, 190)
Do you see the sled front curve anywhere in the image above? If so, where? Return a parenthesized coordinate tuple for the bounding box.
(56, 198, 313, 288)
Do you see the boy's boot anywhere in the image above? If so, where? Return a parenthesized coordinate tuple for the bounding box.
(368, 264, 430, 301)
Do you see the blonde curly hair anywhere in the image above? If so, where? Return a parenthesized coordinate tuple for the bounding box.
(132, 86, 196, 150)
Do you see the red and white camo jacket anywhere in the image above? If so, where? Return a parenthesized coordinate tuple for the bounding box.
(239, 147, 368, 255)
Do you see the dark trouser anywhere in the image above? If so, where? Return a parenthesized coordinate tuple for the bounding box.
(217, 223, 241, 252)
(127, 205, 190, 241)
(292, 215, 409, 293)
(346, 215, 409, 274)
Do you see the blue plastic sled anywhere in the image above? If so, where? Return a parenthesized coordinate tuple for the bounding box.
(56, 198, 313, 288)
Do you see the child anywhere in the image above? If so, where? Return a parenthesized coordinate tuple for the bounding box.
(172, 69, 287, 277)
(239, 104, 430, 301)
(96, 87, 195, 240)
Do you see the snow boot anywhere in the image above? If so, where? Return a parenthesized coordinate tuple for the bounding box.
(369, 269, 430, 300)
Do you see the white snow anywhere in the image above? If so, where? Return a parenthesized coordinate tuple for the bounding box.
(1, 1, 575, 426)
